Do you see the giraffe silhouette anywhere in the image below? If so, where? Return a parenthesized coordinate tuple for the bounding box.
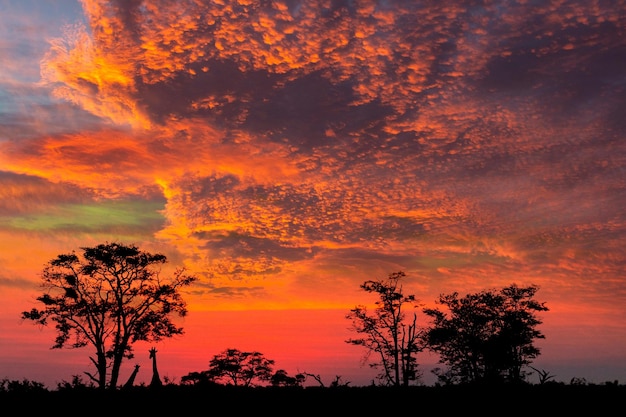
(123, 364, 140, 389)
(149, 347, 163, 388)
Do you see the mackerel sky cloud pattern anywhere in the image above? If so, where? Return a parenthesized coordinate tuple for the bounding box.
(1, 0, 625, 321)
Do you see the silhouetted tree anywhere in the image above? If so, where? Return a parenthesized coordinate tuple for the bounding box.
(329, 375, 351, 388)
(302, 372, 325, 387)
(180, 371, 215, 386)
(529, 366, 556, 384)
(0, 378, 47, 393)
(56, 374, 95, 391)
(301, 372, 350, 387)
(570, 377, 588, 385)
(346, 271, 423, 386)
(21, 242, 197, 390)
(204, 348, 275, 387)
(422, 284, 548, 385)
(270, 369, 306, 387)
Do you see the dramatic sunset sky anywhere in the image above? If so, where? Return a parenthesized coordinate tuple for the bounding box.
(1, 0, 625, 388)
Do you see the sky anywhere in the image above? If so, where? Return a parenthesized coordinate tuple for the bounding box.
(0, 0, 625, 388)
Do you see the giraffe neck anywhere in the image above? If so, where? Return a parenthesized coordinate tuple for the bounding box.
(123, 365, 140, 388)
(150, 350, 163, 387)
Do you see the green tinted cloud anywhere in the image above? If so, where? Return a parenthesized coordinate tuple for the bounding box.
(6, 200, 165, 231)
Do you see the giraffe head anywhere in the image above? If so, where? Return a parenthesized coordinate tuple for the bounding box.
(149, 347, 157, 359)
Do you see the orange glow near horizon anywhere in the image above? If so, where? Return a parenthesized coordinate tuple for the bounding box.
(0, 0, 625, 388)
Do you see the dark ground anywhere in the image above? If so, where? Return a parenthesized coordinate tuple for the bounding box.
(3, 383, 624, 414)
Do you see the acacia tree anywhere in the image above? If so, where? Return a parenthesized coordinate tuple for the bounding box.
(346, 271, 423, 387)
(422, 284, 548, 385)
(270, 369, 306, 387)
(21, 242, 197, 390)
(201, 348, 275, 387)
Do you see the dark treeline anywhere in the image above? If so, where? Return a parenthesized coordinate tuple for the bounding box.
(12, 243, 624, 396)
(1, 381, 625, 414)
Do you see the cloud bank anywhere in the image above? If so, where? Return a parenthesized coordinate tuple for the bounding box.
(1, 0, 624, 312)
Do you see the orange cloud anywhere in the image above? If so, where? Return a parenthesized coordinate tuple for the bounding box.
(2, 0, 621, 318)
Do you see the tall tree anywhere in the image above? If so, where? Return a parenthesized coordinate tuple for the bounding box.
(422, 284, 548, 385)
(21, 242, 196, 390)
(346, 271, 423, 386)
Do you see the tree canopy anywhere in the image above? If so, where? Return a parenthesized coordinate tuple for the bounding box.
(346, 271, 423, 386)
(21, 242, 197, 390)
(181, 348, 276, 387)
(422, 284, 548, 385)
